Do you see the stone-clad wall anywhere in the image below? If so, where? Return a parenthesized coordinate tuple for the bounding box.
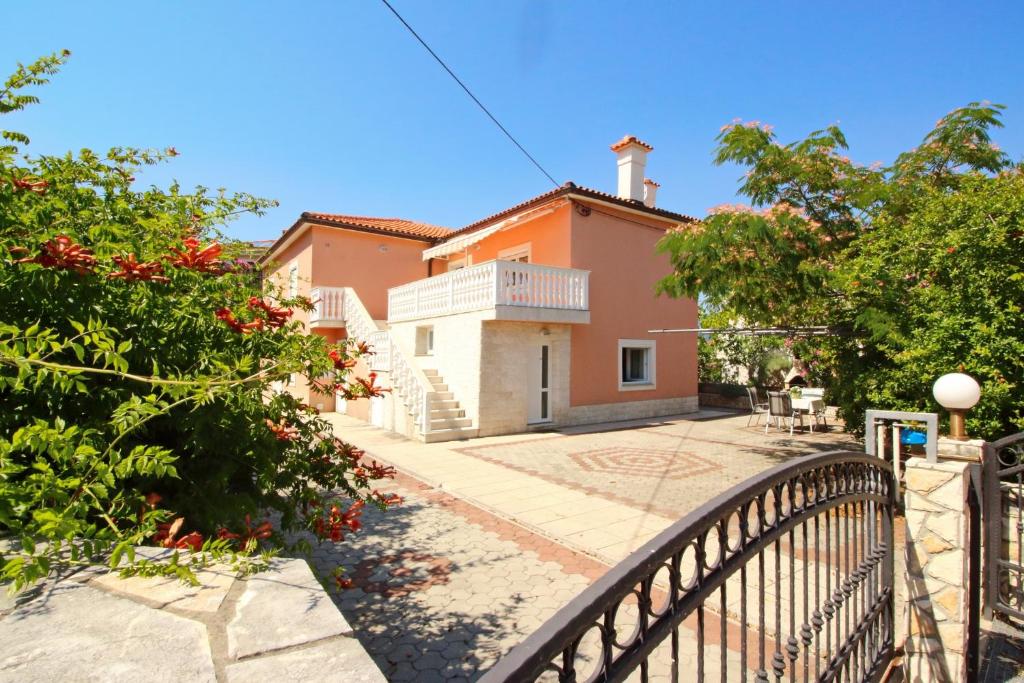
(478, 320, 572, 436)
(903, 457, 971, 683)
(0, 550, 385, 682)
(390, 311, 487, 429)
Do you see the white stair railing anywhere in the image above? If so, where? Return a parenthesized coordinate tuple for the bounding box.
(337, 287, 434, 435)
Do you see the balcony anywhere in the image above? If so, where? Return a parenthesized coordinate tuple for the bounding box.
(308, 287, 346, 328)
(387, 260, 590, 324)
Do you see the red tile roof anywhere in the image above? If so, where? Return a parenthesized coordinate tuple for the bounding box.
(444, 182, 697, 238)
(302, 213, 452, 240)
(610, 135, 654, 152)
(261, 184, 696, 265)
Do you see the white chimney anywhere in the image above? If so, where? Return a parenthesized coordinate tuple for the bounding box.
(643, 178, 660, 208)
(610, 135, 653, 202)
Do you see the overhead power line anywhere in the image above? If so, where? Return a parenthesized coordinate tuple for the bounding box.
(378, 0, 560, 188)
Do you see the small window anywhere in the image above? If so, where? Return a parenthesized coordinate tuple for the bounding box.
(618, 339, 656, 391)
(288, 263, 298, 297)
(415, 326, 434, 356)
(498, 243, 531, 263)
(288, 373, 297, 387)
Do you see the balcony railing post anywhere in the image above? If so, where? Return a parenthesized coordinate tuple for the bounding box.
(310, 288, 321, 323)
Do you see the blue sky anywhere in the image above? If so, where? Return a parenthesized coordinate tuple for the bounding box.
(3, 1, 1023, 241)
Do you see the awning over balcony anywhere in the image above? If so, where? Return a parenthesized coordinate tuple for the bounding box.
(420, 201, 568, 261)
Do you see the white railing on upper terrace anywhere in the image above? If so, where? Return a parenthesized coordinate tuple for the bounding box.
(309, 287, 433, 434)
(387, 260, 589, 323)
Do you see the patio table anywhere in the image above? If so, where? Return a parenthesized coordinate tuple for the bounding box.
(790, 396, 826, 432)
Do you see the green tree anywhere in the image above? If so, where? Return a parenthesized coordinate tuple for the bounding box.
(0, 52, 396, 592)
(659, 105, 1023, 438)
(698, 303, 790, 388)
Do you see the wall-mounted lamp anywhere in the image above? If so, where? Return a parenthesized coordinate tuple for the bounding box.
(540, 327, 550, 336)
(932, 372, 981, 441)
(378, 245, 389, 253)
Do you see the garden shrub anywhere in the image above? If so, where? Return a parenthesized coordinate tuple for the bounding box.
(0, 52, 396, 592)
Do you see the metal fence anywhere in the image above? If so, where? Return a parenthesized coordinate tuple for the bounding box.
(481, 451, 896, 683)
(984, 431, 1024, 624)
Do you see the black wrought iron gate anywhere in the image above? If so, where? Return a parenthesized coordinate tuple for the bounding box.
(983, 431, 1024, 624)
(481, 451, 896, 683)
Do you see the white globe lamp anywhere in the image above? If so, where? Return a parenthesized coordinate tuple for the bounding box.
(932, 373, 981, 441)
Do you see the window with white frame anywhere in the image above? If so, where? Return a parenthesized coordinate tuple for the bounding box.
(415, 326, 434, 356)
(498, 243, 531, 263)
(288, 263, 298, 297)
(618, 339, 656, 390)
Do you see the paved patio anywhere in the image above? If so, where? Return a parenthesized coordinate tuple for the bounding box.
(311, 410, 861, 681)
(325, 410, 858, 564)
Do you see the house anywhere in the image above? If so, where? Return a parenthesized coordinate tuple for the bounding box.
(259, 136, 699, 442)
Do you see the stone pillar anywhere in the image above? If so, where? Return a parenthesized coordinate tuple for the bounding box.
(935, 437, 984, 463)
(903, 457, 973, 682)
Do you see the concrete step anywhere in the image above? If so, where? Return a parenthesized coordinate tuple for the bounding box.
(433, 391, 454, 401)
(422, 369, 440, 378)
(430, 408, 466, 420)
(429, 399, 460, 410)
(423, 427, 479, 443)
(429, 383, 449, 392)
(429, 417, 472, 430)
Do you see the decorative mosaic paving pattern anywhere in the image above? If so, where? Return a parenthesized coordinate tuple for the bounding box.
(456, 419, 858, 521)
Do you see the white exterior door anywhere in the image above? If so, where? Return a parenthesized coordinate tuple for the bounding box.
(370, 395, 385, 427)
(527, 344, 551, 424)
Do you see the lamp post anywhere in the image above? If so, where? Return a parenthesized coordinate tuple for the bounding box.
(932, 372, 981, 441)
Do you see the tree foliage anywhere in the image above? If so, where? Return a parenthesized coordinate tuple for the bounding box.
(659, 105, 1023, 438)
(697, 304, 790, 388)
(0, 52, 397, 592)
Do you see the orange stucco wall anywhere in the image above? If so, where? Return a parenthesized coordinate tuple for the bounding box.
(262, 223, 431, 411)
(434, 203, 573, 273)
(264, 229, 314, 326)
(568, 203, 698, 406)
(310, 226, 431, 321)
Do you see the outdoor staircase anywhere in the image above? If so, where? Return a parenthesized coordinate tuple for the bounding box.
(422, 369, 478, 442)
(311, 285, 477, 443)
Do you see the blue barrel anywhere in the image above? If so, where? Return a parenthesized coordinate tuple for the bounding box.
(900, 430, 927, 446)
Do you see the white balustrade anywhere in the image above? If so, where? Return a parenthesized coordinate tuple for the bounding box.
(367, 330, 390, 372)
(387, 260, 589, 323)
(309, 287, 346, 325)
(319, 286, 432, 434)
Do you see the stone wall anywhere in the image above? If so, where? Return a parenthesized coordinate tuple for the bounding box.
(0, 550, 384, 682)
(903, 457, 972, 683)
(390, 310, 487, 429)
(478, 320, 572, 436)
(564, 395, 699, 426)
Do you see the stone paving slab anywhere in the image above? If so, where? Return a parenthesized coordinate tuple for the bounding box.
(225, 638, 385, 682)
(0, 581, 217, 683)
(89, 562, 236, 613)
(1, 552, 384, 682)
(228, 557, 354, 659)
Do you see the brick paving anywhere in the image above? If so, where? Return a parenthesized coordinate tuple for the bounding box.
(313, 411, 868, 681)
(303, 471, 607, 681)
